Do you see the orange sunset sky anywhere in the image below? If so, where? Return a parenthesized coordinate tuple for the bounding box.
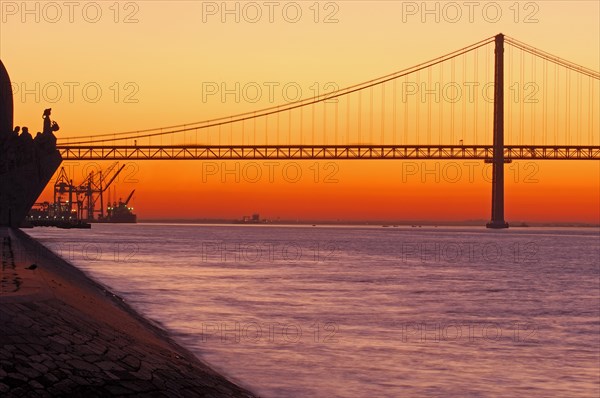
(1, 1, 599, 223)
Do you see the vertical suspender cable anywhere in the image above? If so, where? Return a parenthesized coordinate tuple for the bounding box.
(589, 78, 593, 145)
(543, 59, 547, 145)
(461, 54, 466, 144)
(393, 79, 397, 145)
(416, 70, 420, 145)
(554, 63, 558, 144)
(381, 84, 385, 144)
(427, 66, 432, 145)
(312, 102, 315, 145)
(369, 86, 374, 144)
(531, 52, 535, 145)
(335, 98, 339, 145)
(346, 95, 350, 145)
(404, 75, 409, 144)
(565, 68, 571, 145)
(520, 48, 525, 145)
(451, 58, 455, 144)
(358, 90, 362, 143)
(439, 59, 443, 145)
(474, 47, 478, 144)
(577, 72, 582, 145)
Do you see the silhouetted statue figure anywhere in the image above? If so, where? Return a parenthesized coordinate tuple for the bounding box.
(43, 108, 59, 134)
(20, 127, 32, 141)
(43, 109, 51, 133)
(18, 127, 34, 164)
(35, 108, 58, 152)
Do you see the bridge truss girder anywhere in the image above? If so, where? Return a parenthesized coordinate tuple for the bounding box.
(56, 145, 600, 161)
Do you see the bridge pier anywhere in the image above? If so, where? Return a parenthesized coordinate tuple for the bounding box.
(487, 34, 509, 229)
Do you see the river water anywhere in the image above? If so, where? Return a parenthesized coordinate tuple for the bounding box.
(25, 224, 600, 397)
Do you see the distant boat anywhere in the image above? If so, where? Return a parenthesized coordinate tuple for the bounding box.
(234, 213, 263, 224)
(95, 190, 137, 223)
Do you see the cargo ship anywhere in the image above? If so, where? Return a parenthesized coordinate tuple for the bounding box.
(0, 60, 62, 228)
(96, 190, 137, 223)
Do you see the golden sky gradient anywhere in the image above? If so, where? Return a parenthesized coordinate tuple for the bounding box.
(1, 1, 599, 222)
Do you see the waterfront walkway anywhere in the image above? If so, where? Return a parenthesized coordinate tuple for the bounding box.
(0, 228, 255, 397)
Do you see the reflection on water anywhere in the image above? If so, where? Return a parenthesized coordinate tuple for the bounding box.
(27, 224, 600, 397)
(1, 236, 22, 293)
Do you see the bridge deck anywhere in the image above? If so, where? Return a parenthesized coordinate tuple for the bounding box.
(56, 145, 600, 160)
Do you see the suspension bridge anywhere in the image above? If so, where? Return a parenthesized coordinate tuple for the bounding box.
(56, 34, 600, 228)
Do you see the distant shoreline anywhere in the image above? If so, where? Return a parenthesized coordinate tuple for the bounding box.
(136, 219, 600, 228)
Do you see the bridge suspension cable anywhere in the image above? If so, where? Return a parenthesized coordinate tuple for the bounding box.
(504, 36, 599, 147)
(58, 35, 599, 150)
(59, 36, 496, 145)
(505, 36, 600, 80)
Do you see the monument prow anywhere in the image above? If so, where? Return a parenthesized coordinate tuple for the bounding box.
(0, 60, 62, 227)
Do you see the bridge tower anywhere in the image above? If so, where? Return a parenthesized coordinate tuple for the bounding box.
(487, 33, 509, 229)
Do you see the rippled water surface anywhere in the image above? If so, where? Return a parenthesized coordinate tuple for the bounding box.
(26, 224, 600, 397)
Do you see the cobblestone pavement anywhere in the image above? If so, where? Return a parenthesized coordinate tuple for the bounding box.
(0, 228, 257, 397)
(0, 299, 256, 397)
